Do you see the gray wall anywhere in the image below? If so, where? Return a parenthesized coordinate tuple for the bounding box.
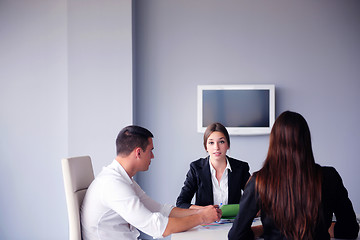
(0, 0, 132, 239)
(134, 0, 360, 219)
(0, 1, 359, 239)
(67, 0, 133, 173)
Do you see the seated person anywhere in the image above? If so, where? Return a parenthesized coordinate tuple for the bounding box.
(81, 125, 222, 240)
(176, 122, 250, 209)
(228, 111, 359, 240)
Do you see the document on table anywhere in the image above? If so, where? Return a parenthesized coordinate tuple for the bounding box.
(200, 217, 261, 230)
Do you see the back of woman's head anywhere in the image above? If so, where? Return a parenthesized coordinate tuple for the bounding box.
(256, 111, 322, 240)
(268, 111, 314, 167)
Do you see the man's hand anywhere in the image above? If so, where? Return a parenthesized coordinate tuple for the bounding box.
(197, 205, 222, 224)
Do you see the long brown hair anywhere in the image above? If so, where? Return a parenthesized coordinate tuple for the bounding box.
(256, 111, 322, 240)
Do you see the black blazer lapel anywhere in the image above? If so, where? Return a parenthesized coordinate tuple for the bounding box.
(228, 165, 236, 203)
(228, 158, 242, 204)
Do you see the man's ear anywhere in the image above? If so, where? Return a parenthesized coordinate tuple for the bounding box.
(134, 147, 142, 158)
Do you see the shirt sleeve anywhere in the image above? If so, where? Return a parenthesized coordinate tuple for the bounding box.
(101, 177, 171, 239)
(228, 175, 259, 240)
(329, 168, 359, 239)
(176, 163, 198, 208)
(133, 180, 174, 217)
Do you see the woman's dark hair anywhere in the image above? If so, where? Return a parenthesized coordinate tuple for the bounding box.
(203, 122, 230, 150)
(116, 125, 153, 156)
(255, 111, 322, 240)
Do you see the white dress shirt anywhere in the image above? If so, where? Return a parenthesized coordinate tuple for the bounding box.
(81, 160, 174, 240)
(209, 158, 232, 206)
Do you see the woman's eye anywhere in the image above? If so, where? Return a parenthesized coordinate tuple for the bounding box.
(208, 142, 214, 145)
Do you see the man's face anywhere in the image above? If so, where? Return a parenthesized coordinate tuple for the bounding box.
(139, 138, 154, 171)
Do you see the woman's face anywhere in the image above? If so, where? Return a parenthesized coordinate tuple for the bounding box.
(206, 131, 229, 161)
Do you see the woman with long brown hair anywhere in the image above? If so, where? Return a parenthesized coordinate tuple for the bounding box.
(228, 111, 359, 240)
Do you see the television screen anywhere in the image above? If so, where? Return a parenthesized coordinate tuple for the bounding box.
(197, 85, 275, 135)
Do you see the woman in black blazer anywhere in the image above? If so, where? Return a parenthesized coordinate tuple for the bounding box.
(176, 122, 250, 209)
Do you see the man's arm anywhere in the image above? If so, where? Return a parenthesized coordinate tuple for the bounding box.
(168, 206, 199, 218)
(169, 205, 218, 217)
(189, 205, 205, 210)
(162, 205, 221, 237)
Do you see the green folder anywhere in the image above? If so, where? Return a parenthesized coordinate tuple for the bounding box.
(220, 204, 239, 219)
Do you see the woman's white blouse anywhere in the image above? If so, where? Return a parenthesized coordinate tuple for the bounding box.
(209, 158, 232, 206)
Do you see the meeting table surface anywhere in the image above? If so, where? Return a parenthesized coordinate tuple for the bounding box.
(171, 214, 360, 240)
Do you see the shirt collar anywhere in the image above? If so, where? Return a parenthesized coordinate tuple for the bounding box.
(110, 159, 133, 185)
(209, 157, 232, 173)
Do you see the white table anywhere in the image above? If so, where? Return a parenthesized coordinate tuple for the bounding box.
(171, 215, 360, 240)
(171, 221, 233, 240)
(171, 218, 261, 240)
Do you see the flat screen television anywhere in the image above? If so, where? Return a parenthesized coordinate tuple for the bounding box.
(197, 84, 275, 135)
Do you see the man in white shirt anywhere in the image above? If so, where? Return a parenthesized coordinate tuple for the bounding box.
(81, 125, 222, 240)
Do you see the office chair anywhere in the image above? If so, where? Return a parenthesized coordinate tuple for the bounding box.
(62, 156, 95, 240)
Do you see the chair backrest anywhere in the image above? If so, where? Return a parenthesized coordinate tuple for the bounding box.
(62, 156, 95, 240)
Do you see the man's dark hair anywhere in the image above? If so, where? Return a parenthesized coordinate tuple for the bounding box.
(116, 125, 154, 156)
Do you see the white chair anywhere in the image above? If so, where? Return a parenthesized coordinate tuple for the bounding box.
(62, 156, 95, 240)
